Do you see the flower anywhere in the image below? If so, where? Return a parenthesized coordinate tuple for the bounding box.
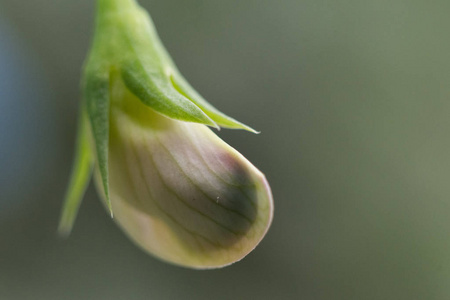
(58, 0, 273, 269)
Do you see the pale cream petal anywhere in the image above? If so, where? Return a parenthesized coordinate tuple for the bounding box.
(97, 77, 273, 268)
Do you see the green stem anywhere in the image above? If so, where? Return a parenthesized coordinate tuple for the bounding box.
(97, 0, 137, 12)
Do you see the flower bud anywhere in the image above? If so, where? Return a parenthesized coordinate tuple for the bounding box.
(59, 0, 273, 268)
(104, 74, 272, 268)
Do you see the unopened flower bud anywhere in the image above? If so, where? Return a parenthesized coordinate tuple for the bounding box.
(59, 0, 273, 268)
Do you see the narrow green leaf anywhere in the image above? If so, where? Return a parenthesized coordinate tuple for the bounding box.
(121, 59, 218, 128)
(85, 71, 113, 217)
(170, 73, 259, 133)
(58, 109, 94, 236)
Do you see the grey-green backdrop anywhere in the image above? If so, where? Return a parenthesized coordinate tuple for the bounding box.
(1, 0, 450, 299)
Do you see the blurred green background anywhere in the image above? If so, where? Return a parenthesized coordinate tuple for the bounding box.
(1, 0, 450, 299)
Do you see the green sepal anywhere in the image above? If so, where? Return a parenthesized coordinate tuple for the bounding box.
(170, 73, 258, 133)
(58, 108, 94, 236)
(85, 70, 113, 217)
(121, 60, 218, 128)
(94, 0, 253, 131)
(117, 4, 256, 132)
(93, 0, 219, 128)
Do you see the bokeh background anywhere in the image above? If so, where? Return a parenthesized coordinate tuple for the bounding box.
(1, 0, 450, 299)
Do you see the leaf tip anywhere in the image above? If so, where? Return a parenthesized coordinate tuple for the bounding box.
(103, 188, 114, 218)
(57, 220, 72, 239)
